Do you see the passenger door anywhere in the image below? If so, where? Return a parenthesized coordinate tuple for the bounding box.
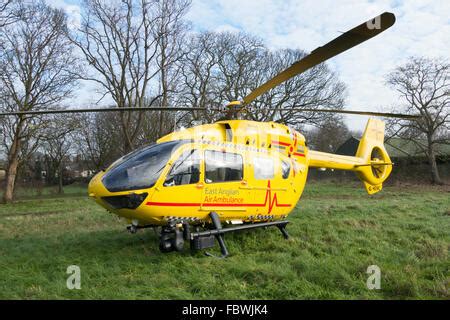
(201, 149, 248, 220)
(150, 147, 203, 219)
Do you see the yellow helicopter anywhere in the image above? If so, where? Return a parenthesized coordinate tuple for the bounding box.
(2, 12, 418, 257)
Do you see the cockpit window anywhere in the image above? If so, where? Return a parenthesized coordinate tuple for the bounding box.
(102, 141, 186, 192)
(164, 149, 200, 186)
(106, 144, 155, 172)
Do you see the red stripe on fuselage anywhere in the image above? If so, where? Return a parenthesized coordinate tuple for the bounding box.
(146, 181, 291, 213)
(146, 202, 200, 206)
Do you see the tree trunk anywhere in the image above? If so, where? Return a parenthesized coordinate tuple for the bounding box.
(123, 135, 132, 155)
(159, 32, 168, 138)
(159, 70, 168, 137)
(3, 157, 20, 203)
(427, 144, 443, 185)
(58, 162, 64, 194)
(119, 108, 133, 154)
(2, 130, 22, 203)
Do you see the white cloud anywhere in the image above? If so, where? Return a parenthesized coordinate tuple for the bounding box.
(214, 24, 241, 33)
(49, 0, 450, 131)
(188, 0, 450, 130)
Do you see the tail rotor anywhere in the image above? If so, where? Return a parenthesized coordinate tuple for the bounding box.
(354, 119, 393, 194)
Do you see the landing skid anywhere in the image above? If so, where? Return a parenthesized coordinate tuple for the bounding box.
(153, 212, 289, 257)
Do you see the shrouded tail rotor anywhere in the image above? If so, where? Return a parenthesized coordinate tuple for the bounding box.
(354, 119, 392, 194)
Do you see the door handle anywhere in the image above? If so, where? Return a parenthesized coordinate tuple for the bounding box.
(239, 180, 252, 189)
(196, 183, 204, 189)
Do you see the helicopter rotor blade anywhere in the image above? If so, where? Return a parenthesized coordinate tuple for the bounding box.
(242, 12, 396, 106)
(0, 106, 419, 120)
(272, 108, 419, 120)
(0, 106, 216, 117)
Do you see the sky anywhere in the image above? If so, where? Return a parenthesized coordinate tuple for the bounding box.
(47, 0, 450, 131)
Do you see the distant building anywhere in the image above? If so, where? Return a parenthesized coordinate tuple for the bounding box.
(335, 136, 360, 156)
(80, 170, 95, 178)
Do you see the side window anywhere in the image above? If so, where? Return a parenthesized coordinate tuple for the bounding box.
(254, 157, 274, 180)
(281, 160, 291, 179)
(205, 150, 243, 183)
(164, 149, 200, 186)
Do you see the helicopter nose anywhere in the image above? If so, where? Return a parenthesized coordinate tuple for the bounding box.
(88, 171, 106, 198)
(87, 172, 149, 210)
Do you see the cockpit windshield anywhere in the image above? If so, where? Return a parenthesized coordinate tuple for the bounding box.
(102, 140, 187, 192)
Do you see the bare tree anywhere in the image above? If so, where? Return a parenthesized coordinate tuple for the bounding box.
(177, 31, 346, 127)
(307, 116, 352, 153)
(249, 48, 346, 127)
(74, 108, 171, 173)
(0, 97, 45, 195)
(0, 1, 79, 203)
(177, 31, 223, 124)
(153, 0, 191, 136)
(71, 0, 189, 152)
(214, 32, 266, 105)
(40, 115, 80, 194)
(74, 112, 123, 171)
(386, 57, 449, 185)
(0, 0, 19, 27)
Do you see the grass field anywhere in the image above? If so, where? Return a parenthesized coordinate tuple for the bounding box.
(0, 181, 449, 299)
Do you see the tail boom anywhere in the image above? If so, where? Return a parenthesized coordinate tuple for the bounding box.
(307, 118, 393, 194)
(308, 151, 366, 170)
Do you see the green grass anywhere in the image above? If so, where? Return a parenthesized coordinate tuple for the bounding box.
(1, 183, 87, 200)
(0, 181, 448, 299)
